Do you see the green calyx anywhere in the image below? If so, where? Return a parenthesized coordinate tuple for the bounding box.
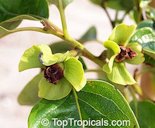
(19, 44, 86, 100)
(103, 24, 144, 85)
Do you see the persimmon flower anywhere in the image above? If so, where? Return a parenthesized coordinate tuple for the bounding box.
(19, 44, 86, 100)
(103, 24, 144, 85)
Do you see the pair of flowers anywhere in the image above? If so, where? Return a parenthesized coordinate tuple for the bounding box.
(19, 24, 144, 100)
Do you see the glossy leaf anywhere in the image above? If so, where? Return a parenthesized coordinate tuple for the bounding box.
(130, 100, 155, 128)
(107, 62, 136, 85)
(130, 27, 155, 59)
(79, 26, 97, 43)
(144, 54, 155, 66)
(137, 20, 155, 31)
(109, 24, 136, 46)
(28, 80, 139, 128)
(18, 73, 42, 105)
(38, 78, 72, 100)
(19, 44, 52, 71)
(64, 58, 86, 91)
(48, 0, 73, 9)
(0, 0, 49, 28)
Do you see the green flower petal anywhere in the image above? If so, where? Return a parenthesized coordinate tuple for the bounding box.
(103, 40, 120, 73)
(109, 24, 136, 46)
(38, 78, 72, 100)
(41, 51, 70, 66)
(40, 54, 58, 66)
(107, 62, 136, 85)
(64, 58, 86, 91)
(19, 44, 52, 71)
(126, 43, 145, 64)
(103, 55, 116, 74)
(103, 40, 120, 54)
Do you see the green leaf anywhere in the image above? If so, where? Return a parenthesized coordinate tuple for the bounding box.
(50, 41, 73, 54)
(0, 20, 21, 30)
(89, 0, 103, 6)
(0, 15, 39, 30)
(109, 24, 136, 46)
(107, 62, 136, 85)
(137, 20, 155, 31)
(79, 26, 97, 43)
(64, 58, 86, 91)
(130, 27, 155, 59)
(0, 26, 11, 38)
(38, 78, 72, 100)
(78, 57, 87, 70)
(0, 0, 49, 28)
(130, 100, 155, 128)
(106, 0, 134, 11)
(90, 0, 134, 11)
(144, 54, 155, 66)
(48, 0, 73, 9)
(132, 9, 140, 23)
(18, 73, 42, 105)
(28, 80, 139, 128)
(19, 44, 52, 71)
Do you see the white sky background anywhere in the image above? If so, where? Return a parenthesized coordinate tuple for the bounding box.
(0, 0, 134, 127)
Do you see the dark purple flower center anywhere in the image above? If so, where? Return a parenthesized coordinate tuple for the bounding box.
(115, 46, 137, 62)
(44, 64, 64, 84)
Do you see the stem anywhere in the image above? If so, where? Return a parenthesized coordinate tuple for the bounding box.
(73, 88, 84, 128)
(114, 10, 119, 24)
(66, 36, 84, 50)
(120, 10, 129, 22)
(102, 4, 114, 28)
(56, 0, 105, 66)
(1, 25, 104, 67)
(134, 0, 143, 23)
(82, 48, 105, 67)
(58, 0, 69, 37)
(41, 19, 64, 36)
(0, 26, 62, 38)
